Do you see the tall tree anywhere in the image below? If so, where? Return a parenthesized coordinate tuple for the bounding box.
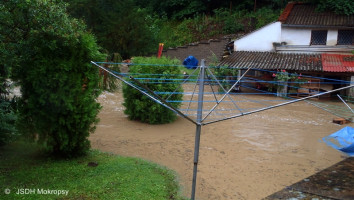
(1, 0, 105, 157)
(66, 0, 157, 59)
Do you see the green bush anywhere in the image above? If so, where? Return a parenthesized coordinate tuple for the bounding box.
(123, 56, 183, 124)
(1, 0, 105, 157)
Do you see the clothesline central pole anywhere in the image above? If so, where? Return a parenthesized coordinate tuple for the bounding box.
(191, 59, 206, 200)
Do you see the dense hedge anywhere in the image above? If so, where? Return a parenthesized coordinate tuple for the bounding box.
(123, 57, 183, 124)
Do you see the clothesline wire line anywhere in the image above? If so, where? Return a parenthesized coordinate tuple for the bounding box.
(92, 61, 354, 125)
(100, 61, 351, 84)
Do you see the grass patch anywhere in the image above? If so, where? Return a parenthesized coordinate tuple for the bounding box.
(0, 142, 186, 200)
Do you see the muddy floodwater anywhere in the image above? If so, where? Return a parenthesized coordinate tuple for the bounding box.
(90, 89, 351, 200)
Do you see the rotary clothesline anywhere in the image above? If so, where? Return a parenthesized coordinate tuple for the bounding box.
(91, 60, 354, 200)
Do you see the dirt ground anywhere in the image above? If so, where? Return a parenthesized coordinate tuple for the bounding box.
(90, 89, 351, 200)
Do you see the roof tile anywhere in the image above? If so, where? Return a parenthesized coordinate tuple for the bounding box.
(322, 54, 354, 72)
(219, 51, 322, 71)
(220, 52, 354, 73)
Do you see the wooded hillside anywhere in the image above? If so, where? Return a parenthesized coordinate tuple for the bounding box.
(63, 0, 353, 59)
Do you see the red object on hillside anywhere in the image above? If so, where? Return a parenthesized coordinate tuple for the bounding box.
(157, 43, 164, 58)
(322, 54, 354, 72)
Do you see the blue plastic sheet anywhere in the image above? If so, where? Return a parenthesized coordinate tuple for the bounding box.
(183, 56, 198, 69)
(322, 126, 354, 156)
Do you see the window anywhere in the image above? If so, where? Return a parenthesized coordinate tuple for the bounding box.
(310, 30, 327, 45)
(337, 30, 354, 45)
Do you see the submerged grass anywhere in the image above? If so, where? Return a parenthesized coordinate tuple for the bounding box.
(0, 142, 186, 200)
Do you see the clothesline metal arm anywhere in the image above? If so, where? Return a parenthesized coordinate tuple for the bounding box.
(203, 84, 354, 126)
(202, 67, 252, 122)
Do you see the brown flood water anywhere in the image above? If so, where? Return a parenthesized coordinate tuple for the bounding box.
(90, 89, 351, 200)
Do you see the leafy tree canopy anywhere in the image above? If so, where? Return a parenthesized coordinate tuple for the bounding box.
(65, 0, 158, 59)
(0, 0, 105, 157)
(314, 0, 354, 15)
(136, 0, 290, 19)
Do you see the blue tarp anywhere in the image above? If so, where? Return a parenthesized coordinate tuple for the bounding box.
(322, 126, 354, 156)
(183, 56, 198, 69)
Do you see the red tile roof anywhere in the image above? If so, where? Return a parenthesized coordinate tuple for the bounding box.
(322, 54, 354, 72)
(278, 2, 297, 23)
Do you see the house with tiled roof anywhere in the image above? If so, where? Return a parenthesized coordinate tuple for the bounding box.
(220, 2, 354, 97)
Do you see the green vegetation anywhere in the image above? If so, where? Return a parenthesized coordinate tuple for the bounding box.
(65, 0, 158, 59)
(213, 66, 239, 91)
(0, 101, 18, 146)
(158, 6, 280, 48)
(0, 0, 105, 157)
(123, 56, 183, 124)
(135, 0, 288, 20)
(62, 0, 352, 58)
(0, 142, 185, 200)
(0, 48, 17, 146)
(63, 0, 289, 58)
(0, 3, 18, 146)
(307, 0, 354, 15)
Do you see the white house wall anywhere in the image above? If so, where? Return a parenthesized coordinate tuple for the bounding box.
(234, 21, 345, 52)
(234, 22, 281, 51)
(281, 28, 338, 46)
(281, 27, 311, 45)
